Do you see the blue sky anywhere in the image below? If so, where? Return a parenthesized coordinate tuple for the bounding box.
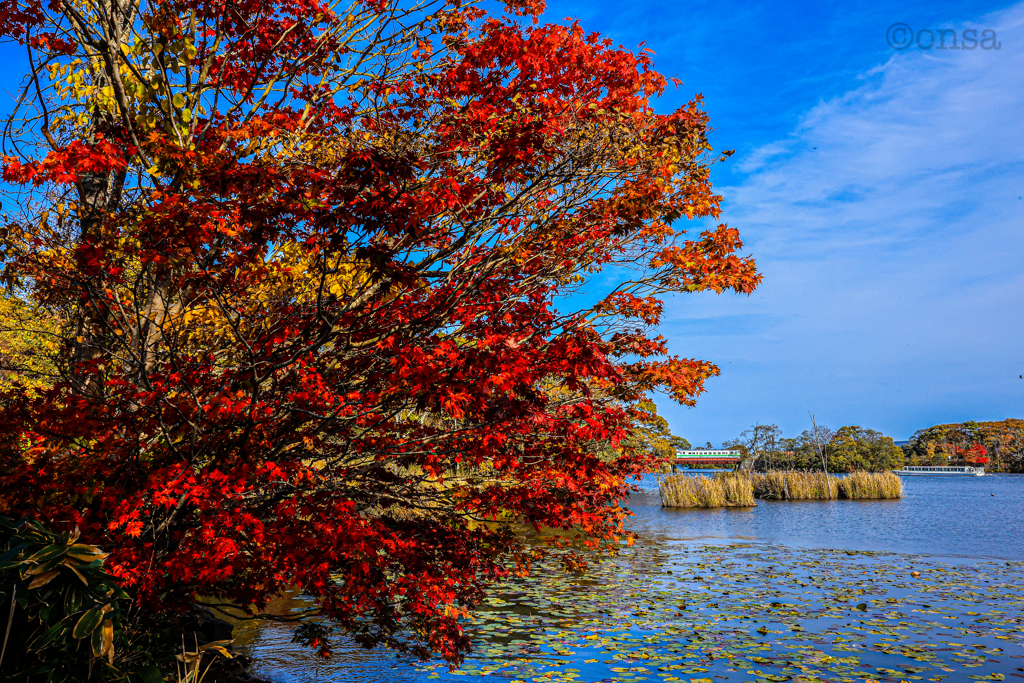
(1, 1, 1021, 445)
(538, 0, 1024, 443)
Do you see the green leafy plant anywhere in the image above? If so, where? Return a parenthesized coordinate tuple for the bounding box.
(0, 516, 162, 683)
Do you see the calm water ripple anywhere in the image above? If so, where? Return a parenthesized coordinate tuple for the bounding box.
(234, 474, 1024, 683)
(630, 473, 1024, 560)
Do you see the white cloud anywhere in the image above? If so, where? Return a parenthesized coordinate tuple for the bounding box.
(661, 3, 1024, 443)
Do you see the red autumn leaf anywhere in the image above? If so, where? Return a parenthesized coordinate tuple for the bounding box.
(0, 0, 758, 666)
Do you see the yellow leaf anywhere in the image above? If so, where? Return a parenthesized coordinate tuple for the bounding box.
(66, 543, 109, 562)
(28, 569, 60, 589)
(102, 619, 114, 662)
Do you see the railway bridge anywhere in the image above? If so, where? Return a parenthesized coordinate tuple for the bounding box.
(674, 449, 741, 468)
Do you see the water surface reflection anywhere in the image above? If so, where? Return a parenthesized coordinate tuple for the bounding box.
(234, 474, 1024, 682)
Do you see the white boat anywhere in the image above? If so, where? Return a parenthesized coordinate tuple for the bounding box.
(896, 465, 985, 476)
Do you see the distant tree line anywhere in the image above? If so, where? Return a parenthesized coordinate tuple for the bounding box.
(707, 418, 1024, 473)
(903, 419, 1024, 472)
(720, 423, 903, 473)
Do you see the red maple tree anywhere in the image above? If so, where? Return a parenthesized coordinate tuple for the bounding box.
(964, 444, 989, 465)
(0, 0, 759, 663)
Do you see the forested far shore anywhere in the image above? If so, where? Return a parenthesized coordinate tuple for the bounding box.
(680, 418, 1024, 473)
(903, 418, 1024, 472)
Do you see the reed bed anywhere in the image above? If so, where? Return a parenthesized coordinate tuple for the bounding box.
(836, 471, 903, 499)
(751, 471, 837, 500)
(659, 472, 756, 508)
(750, 470, 903, 500)
(659, 471, 902, 508)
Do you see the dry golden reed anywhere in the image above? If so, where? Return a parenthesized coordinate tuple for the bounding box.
(836, 471, 903, 499)
(750, 470, 903, 500)
(659, 471, 902, 507)
(659, 472, 755, 508)
(750, 471, 836, 500)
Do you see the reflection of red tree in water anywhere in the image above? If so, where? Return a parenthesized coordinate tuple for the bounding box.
(965, 444, 990, 465)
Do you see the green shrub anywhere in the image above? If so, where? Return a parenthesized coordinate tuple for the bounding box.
(0, 516, 162, 683)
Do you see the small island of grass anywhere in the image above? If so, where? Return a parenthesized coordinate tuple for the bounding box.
(659, 470, 903, 508)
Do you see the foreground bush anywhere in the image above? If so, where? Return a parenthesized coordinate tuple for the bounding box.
(0, 516, 161, 683)
(659, 473, 755, 508)
(1, 517, 248, 683)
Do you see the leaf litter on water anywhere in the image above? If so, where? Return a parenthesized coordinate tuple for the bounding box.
(411, 540, 1024, 683)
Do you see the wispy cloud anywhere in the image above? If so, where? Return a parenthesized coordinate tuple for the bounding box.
(662, 3, 1024, 443)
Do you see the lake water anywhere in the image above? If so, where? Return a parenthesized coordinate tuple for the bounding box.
(630, 472, 1024, 560)
(233, 474, 1024, 683)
